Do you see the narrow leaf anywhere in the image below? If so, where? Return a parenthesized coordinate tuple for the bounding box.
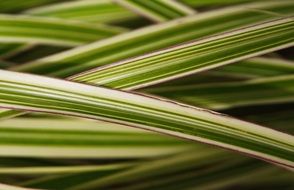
(14, 1, 294, 76)
(71, 17, 294, 90)
(0, 163, 133, 175)
(26, 0, 137, 24)
(115, 0, 195, 22)
(145, 75, 294, 109)
(0, 70, 293, 169)
(0, 14, 124, 46)
(0, 118, 189, 158)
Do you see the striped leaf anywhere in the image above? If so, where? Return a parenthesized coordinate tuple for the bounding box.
(1, 0, 293, 189)
(70, 17, 294, 90)
(0, 164, 131, 175)
(148, 57, 294, 87)
(0, 14, 124, 46)
(0, 163, 133, 175)
(144, 75, 294, 109)
(22, 147, 224, 189)
(0, 118, 189, 158)
(115, 0, 195, 22)
(8, 59, 292, 119)
(72, 149, 280, 190)
(3, 3, 291, 124)
(207, 57, 294, 79)
(13, 1, 294, 77)
(0, 0, 62, 13)
(0, 109, 23, 119)
(181, 0, 258, 7)
(0, 70, 293, 169)
(26, 0, 138, 24)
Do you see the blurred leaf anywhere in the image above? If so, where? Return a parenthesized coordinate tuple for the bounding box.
(0, 14, 125, 46)
(116, 0, 195, 22)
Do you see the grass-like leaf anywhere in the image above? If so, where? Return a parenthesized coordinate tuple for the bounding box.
(0, 70, 293, 169)
(14, 1, 294, 77)
(26, 0, 138, 24)
(0, 118, 189, 158)
(70, 17, 294, 89)
(0, 14, 124, 46)
(0, 1, 293, 189)
(145, 75, 294, 109)
(116, 0, 195, 22)
(207, 57, 294, 79)
(72, 149, 280, 190)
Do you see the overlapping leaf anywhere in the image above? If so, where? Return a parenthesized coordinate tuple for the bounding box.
(145, 75, 294, 109)
(70, 17, 294, 89)
(14, 1, 294, 77)
(0, 14, 124, 46)
(0, 118, 190, 158)
(116, 0, 195, 22)
(0, 70, 293, 169)
(26, 0, 137, 24)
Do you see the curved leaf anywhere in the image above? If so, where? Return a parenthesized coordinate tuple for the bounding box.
(0, 70, 293, 169)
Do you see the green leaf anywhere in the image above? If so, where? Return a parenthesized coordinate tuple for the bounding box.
(70, 17, 294, 90)
(0, 118, 189, 158)
(0, 70, 293, 169)
(116, 0, 195, 22)
(0, 44, 25, 58)
(146, 57, 294, 88)
(0, 0, 61, 13)
(1, 0, 293, 189)
(5, 58, 294, 119)
(0, 14, 125, 46)
(34, 147, 284, 190)
(21, 166, 128, 190)
(207, 57, 294, 79)
(0, 163, 133, 175)
(3, 2, 294, 117)
(14, 1, 294, 77)
(76, 150, 276, 190)
(0, 109, 23, 119)
(22, 147, 225, 189)
(181, 0, 258, 7)
(144, 75, 294, 109)
(26, 0, 138, 24)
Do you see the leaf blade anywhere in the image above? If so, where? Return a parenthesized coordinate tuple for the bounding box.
(0, 14, 124, 46)
(0, 69, 293, 168)
(14, 1, 294, 76)
(71, 17, 294, 89)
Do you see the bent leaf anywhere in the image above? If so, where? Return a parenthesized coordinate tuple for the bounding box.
(0, 70, 293, 169)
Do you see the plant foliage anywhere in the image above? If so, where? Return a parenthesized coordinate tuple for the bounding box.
(0, 0, 293, 189)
